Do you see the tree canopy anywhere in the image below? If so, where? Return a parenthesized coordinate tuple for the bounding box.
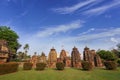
(97, 50, 116, 61)
(0, 26, 21, 53)
(23, 44, 29, 54)
(117, 43, 120, 51)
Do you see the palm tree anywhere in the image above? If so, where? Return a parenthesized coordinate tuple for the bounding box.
(23, 44, 29, 55)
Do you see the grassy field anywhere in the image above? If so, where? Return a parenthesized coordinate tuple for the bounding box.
(0, 68, 120, 80)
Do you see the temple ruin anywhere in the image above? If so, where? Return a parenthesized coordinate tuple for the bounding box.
(83, 46, 102, 67)
(48, 47, 57, 68)
(71, 47, 81, 68)
(38, 52, 47, 63)
(0, 40, 9, 63)
(59, 49, 71, 67)
(31, 52, 47, 68)
(31, 52, 38, 68)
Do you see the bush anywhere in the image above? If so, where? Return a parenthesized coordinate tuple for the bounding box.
(117, 59, 120, 66)
(56, 62, 65, 70)
(23, 62, 33, 70)
(104, 61, 117, 70)
(36, 63, 46, 70)
(0, 62, 19, 75)
(82, 61, 93, 71)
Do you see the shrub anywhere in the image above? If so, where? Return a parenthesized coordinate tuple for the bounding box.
(104, 61, 117, 70)
(23, 62, 33, 70)
(56, 62, 65, 70)
(36, 63, 46, 70)
(82, 61, 93, 71)
(0, 62, 19, 75)
(117, 59, 120, 66)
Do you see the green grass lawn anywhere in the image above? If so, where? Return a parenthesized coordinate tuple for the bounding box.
(0, 67, 120, 80)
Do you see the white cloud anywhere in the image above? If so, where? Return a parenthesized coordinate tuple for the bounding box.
(78, 28, 95, 35)
(52, 0, 120, 16)
(64, 28, 120, 42)
(36, 20, 83, 37)
(18, 27, 120, 56)
(110, 37, 118, 43)
(52, 0, 97, 14)
(83, 0, 120, 15)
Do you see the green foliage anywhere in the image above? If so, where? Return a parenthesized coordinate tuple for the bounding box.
(23, 62, 33, 70)
(104, 61, 117, 70)
(36, 63, 46, 70)
(82, 61, 93, 71)
(111, 49, 120, 58)
(56, 62, 65, 70)
(23, 44, 29, 54)
(17, 51, 31, 61)
(117, 43, 120, 50)
(0, 26, 21, 53)
(111, 43, 120, 59)
(0, 62, 19, 75)
(97, 50, 116, 61)
(117, 59, 120, 66)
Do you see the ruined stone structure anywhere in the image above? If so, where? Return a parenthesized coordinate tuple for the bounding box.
(0, 40, 9, 63)
(71, 47, 81, 68)
(83, 46, 102, 67)
(60, 49, 67, 62)
(29, 46, 102, 68)
(31, 52, 38, 68)
(59, 49, 71, 67)
(31, 52, 47, 68)
(48, 48, 57, 68)
(38, 52, 47, 63)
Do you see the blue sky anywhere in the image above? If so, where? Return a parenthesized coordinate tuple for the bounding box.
(0, 0, 120, 56)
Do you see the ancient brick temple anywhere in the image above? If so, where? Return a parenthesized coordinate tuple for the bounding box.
(48, 48, 57, 68)
(31, 52, 47, 68)
(71, 47, 81, 68)
(0, 40, 9, 63)
(59, 49, 71, 67)
(83, 46, 102, 67)
(31, 52, 38, 68)
(38, 52, 47, 63)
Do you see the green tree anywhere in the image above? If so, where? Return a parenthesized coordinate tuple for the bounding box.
(23, 44, 29, 54)
(111, 49, 120, 58)
(116, 43, 120, 58)
(0, 26, 21, 53)
(117, 43, 120, 51)
(17, 51, 24, 60)
(97, 50, 116, 61)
